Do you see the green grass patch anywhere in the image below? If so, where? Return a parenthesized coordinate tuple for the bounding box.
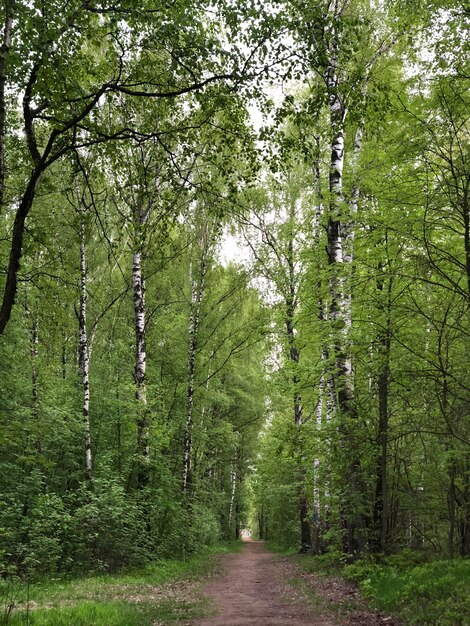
(291, 552, 342, 576)
(5, 599, 205, 626)
(1, 541, 241, 626)
(284, 549, 469, 626)
(264, 541, 299, 556)
(346, 555, 470, 626)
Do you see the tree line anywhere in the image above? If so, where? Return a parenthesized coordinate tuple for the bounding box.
(0, 0, 468, 578)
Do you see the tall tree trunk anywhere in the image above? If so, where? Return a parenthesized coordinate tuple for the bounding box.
(183, 252, 207, 492)
(228, 464, 237, 533)
(325, 67, 366, 556)
(79, 219, 93, 483)
(31, 314, 39, 409)
(285, 224, 311, 552)
(133, 239, 148, 488)
(448, 447, 456, 558)
(0, 0, 13, 215)
(372, 265, 392, 553)
(312, 136, 327, 553)
(460, 454, 470, 556)
(61, 334, 67, 380)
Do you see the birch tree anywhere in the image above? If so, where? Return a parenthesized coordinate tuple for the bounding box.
(241, 159, 313, 551)
(182, 216, 214, 492)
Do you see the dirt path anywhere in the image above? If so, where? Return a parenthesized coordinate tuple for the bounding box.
(193, 539, 335, 626)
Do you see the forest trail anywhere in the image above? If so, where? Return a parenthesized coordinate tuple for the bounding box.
(193, 539, 335, 626)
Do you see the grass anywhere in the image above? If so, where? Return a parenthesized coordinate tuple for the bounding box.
(1, 541, 241, 626)
(290, 553, 342, 576)
(287, 549, 470, 626)
(355, 558, 470, 626)
(5, 601, 196, 626)
(264, 541, 300, 557)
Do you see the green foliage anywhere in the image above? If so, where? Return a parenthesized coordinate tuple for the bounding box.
(0, 0, 468, 617)
(295, 552, 345, 576)
(1, 542, 240, 625)
(358, 559, 470, 626)
(23, 494, 71, 576)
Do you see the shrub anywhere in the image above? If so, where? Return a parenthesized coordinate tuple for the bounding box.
(23, 494, 71, 576)
(70, 480, 151, 572)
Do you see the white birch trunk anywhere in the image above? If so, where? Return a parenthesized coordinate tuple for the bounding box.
(79, 220, 93, 483)
(133, 242, 149, 486)
(31, 315, 39, 408)
(312, 150, 326, 551)
(342, 125, 363, 380)
(228, 465, 237, 529)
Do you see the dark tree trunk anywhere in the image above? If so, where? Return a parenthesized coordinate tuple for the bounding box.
(0, 168, 43, 334)
(285, 221, 311, 552)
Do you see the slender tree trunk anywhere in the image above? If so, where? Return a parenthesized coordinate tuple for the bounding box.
(325, 68, 366, 555)
(312, 142, 327, 553)
(371, 260, 392, 553)
(228, 464, 237, 532)
(61, 335, 67, 380)
(448, 451, 456, 558)
(183, 252, 207, 492)
(313, 370, 323, 553)
(79, 219, 93, 483)
(0, 0, 13, 216)
(235, 501, 240, 540)
(460, 455, 470, 556)
(31, 314, 39, 408)
(285, 229, 311, 552)
(133, 242, 148, 488)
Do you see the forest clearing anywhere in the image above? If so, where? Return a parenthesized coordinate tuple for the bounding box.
(0, 0, 468, 624)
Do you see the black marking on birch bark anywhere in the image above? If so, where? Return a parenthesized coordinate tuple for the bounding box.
(79, 218, 93, 483)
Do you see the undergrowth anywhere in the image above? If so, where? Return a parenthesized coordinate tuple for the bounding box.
(347, 557, 470, 626)
(293, 548, 469, 626)
(0, 540, 241, 626)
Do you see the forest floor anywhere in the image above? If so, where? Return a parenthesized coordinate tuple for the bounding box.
(4, 540, 405, 626)
(192, 539, 400, 626)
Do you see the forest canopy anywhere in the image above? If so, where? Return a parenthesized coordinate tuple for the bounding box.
(0, 0, 468, 586)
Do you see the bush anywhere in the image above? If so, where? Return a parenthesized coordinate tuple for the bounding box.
(152, 498, 221, 558)
(70, 480, 151, 572)
(24, 494, 71, 576)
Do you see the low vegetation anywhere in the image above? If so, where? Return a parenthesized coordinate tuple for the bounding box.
(0, 542, 240, 626)
(346, 557, 470, 626)
(288, 550, 470, 626)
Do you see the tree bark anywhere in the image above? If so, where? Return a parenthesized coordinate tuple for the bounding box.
(79, 218, 93, 483)
(133, 226, 149, 488)
(312, 135, 327, 553)
(325, 63, 366, 556)
(285, 219, 311, 552)
(372, 266, 392, 553)
(183, 251, 207, 492)
(0, 167, 43, 334)
(0, 0, 13, 215)
(228, 464, 237, 532)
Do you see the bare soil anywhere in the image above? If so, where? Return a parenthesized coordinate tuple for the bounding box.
(193, 539, 400, 626)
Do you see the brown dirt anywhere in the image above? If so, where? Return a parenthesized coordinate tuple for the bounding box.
(193, 539, 335, 626)
(193, 539, 400, 626)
